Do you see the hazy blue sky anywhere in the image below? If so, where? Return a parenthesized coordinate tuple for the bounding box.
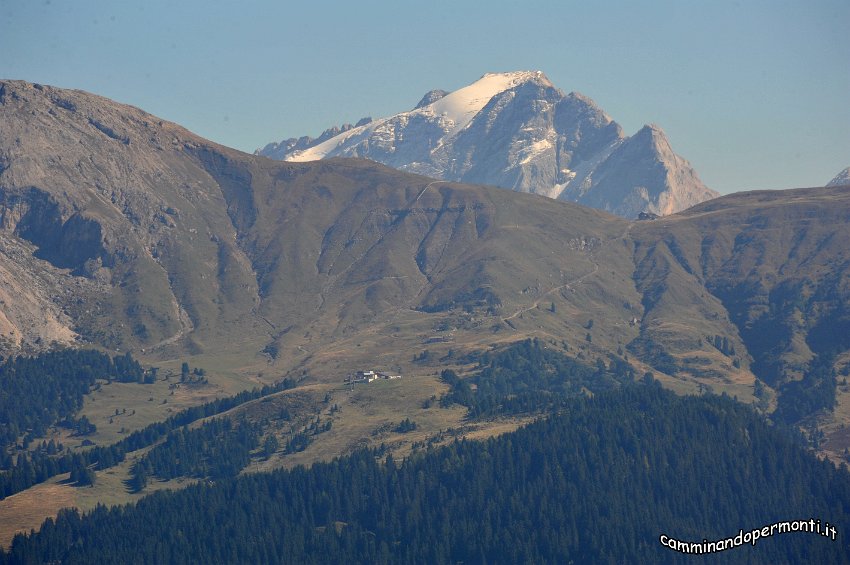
(2, 0, 848, 193)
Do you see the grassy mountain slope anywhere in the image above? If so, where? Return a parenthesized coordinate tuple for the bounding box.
(631, 186, 850, 456)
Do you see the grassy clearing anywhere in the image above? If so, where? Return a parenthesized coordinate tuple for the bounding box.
(0, 480, 75, 550)
(72, 343, 279, 447)
(0, 443, 192, 549)
(254, 372, 468, 470)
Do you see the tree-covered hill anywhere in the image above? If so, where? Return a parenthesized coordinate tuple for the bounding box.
(4, 383, 849, 564)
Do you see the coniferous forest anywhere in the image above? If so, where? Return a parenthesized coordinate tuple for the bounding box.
(0, 350, 145, 448)
(0, 351, 294, 499)
(3, 382, 850, 564)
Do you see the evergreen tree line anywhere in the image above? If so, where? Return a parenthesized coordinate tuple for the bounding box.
(130, 417, 262, 491)
(284, 416, 333, 455)
(0, 350, 145, 449)
(0, 378, 295, 499)
(3, 383, 849, 564)
(440, 338, 634, 417)
(773, 351, 838, 424)
(0, 451, 100, 495)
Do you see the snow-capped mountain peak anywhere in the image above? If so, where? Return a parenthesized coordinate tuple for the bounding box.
(827, 167, 850, 187)
(259, 71, 717, 217)
(284, 71, 553, 163)
(422, 71, 553, 135)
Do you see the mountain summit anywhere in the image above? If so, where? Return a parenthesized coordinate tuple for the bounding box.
(827, 167, 850, 187)
(258, 71, 718, 217)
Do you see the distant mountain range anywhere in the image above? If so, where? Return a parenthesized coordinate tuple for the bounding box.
(258, 71, 719, 218)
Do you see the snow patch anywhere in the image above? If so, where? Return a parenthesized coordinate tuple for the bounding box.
(518, 138, 553, 165)
(427, 71, 551, 136)
(285, 118, 388, 162)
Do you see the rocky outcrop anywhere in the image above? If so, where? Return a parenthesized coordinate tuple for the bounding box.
(1, 188, 107, 272)
(257, 119, 373, 161)
(566, 125, 717, 217)
(827, 167, 850, 187)
(414, 89, 449, 109)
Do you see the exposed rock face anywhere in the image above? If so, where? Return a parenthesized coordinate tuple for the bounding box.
(0, 79, 262, 354)
(827, 167, 850, 187)
(258, 119, 372, 161)
(566, 124, 717, 217)
(0, 230, 97, 352)
(258, 71, 718, 217)
(414, 89, 449, 109)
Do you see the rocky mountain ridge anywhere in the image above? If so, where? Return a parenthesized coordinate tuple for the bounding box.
(827, 167, 850, 187)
